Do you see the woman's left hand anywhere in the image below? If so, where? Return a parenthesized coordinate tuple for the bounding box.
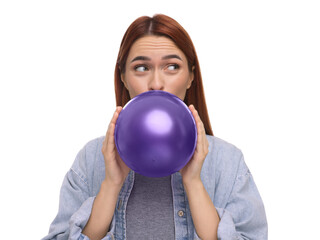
(179, 104, 209, 185)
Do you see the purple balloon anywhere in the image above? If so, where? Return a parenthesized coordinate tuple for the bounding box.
(114, 90, 197, 178)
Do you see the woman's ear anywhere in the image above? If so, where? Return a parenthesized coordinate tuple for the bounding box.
(187, 66, 195, 89)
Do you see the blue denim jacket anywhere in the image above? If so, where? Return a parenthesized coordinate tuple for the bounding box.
(42, 135, 267, 240)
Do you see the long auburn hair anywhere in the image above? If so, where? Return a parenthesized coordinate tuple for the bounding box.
(114, 14, 213, 136)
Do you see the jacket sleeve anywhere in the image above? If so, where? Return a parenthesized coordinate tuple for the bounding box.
(215, 154, 268, 240)
(41, 141, 114, 240)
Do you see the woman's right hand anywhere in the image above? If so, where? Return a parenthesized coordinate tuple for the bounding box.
(101, 106, 130, 188)
(83, 107, 129, 239)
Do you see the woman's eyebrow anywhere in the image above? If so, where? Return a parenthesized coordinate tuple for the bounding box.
(131, 56, 151, 63)
(130, 54, 182, 63)
(161, 54, 182, 61)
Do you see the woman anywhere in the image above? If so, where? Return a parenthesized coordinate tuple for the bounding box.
(43, 14, 267, 240)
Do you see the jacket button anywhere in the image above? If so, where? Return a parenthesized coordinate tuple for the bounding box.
(178, 210, 184, 217)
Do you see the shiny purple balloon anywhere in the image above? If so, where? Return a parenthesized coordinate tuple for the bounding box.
(114, 90, 197, 178)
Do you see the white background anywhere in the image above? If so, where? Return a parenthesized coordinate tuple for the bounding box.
(1, 0, 319, 239)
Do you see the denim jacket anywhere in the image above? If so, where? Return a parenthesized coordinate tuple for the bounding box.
(42, 135, 268, 240)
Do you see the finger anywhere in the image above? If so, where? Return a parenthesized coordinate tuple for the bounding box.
(189, 105, 205, 153)
(116, 105, 123, 114)
(103, 107, 122, 153)
(111, 106, 123, 125)
(107, 108, 122, 151)
(189, 105, 205, 136)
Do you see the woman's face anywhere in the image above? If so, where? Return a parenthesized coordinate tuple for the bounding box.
(121, 35, 194, 101)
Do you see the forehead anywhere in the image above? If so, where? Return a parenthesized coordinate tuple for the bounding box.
(128, 36, 185, 57)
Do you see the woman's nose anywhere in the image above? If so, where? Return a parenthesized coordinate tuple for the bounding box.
(148, 70, 164, 91)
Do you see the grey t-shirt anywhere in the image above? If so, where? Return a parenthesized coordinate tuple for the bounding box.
(126, 172, 175, 239)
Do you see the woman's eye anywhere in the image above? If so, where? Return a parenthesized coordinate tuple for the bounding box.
(135, 65, 148, 72)
(167, 64, 179, 71)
